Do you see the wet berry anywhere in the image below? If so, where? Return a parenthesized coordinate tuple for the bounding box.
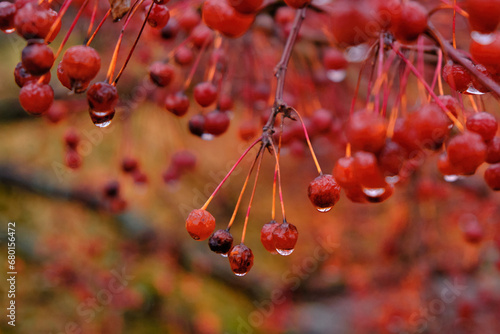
(202, 0, 255, 38)
(465, 0, 500, 33)
(307, 174, 341, 212)
(466, 112, 498, 142)
(484, 163, 500, 190)
(19, 82, 53, 115)
(346, 110, 387, 153)
(442, 63, 472, 93)
(61, 46, 101, 85)
(165, 92, 189, 116)
(353, 151, 387, 189)
(14, 61, 50, 87)
(333, 156, 358, 189)
(0, 1, 16, 32)
(447, 131, 487, 175)
(149, 61, 174, 87)
(204, 110, 230, 136)
(87, 82, 118, 112)
(21, 40, 54, 75)
(412, 103, 451, 150)
(208, 229, 233, 254)
(228, 244, 254, 276)
(260, 220, 279, 254)
(14, 3, 60, 41)
(272, 222, 298, 256)
(390, 1, 428, 43)
(185, 209, 216, 241)
(147, 4, 170, 28)
(189, 114, 205, 137)
(194, 81, 218, 107)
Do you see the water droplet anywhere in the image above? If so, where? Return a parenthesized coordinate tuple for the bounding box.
(471, 31, 496, 45)
(201, 133, 214, 141)
(466, 86, 485, 95)
(2, 28, 15, 34)
(276, 248, 294, 256)
(363, 188, 386, 197)
(345, 44, 369, 62)
(234, 272, 247, 277)
(316, 207, 332, 213)
(444, 174, 459, 182)
(385, 176, 400, 184)
(90, 109, 115, 128)
(220, 253, 228, 258)
(326, 69, 346, 82)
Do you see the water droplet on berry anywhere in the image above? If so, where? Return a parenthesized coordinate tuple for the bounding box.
(345, 44, 369, 62)
(326, 69, 346, 82)
(385, 176, 400, 184)
(471, 31, 496, 45)
(234, 272, 247, 277)
(3, 28, 15, 33)
(276, 248, 294, 256)
(90, 110, 115, 128)
(444, 175, 459, 182)
(363, 187, 386, 197)
(201, 133, 214, 141)
(316, 206, 332, 213)
(220, 253, 228, 258)
(465, 86, 486, 95)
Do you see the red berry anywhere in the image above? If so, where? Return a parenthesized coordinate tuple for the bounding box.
(87, 82, 118, 112)
(103, 180, 120, 198)
(412, 103, 451, 150)
(89, 109, 115, 128)
(228, 244, 254, 276)
(238, 121, 258, 141)
(484, 163, 500, 190)
(202, 0, 255, 38)
(346, 110, 387, 153)
(390, 1, 428, 43)
(185, 209, 216, 241)
(228, 0, 262, 14)
(260, 220, 279, 254)
(177, 7, 200, 32)
(190, 24, 214, 48)
(353, 151, 387, 189)
(188, 114, 205, 137)
(194, 81, 218, 107)
(284, 0, 310, 9)
(147, 4, 170, 28)
(378, 140, 406, 177)
(329, 0, 375, 46)
(470, 32, 500, 72)
(160, 17, 179, 39)
(437, 153, 462, 176)
(19, 82, 53, 115)
(14, 61, 50, 87)
(14, 3, 60, 41)
(466, 112, 498, 142)
(174, 45, 194, 66)
(64, 128, 80, 149)
(447, 131, 487, 175)
(121, 157, 139, 173)
(149, 61, 174, 87)
(486, 136, 500, 163)
(208, 229, 233, 255)
(172, 150, 197, 171)
(311, 109, 334, 133)
(307, 174, 341, 212)
(0, 1, 16, 32)
(204, 110, 230, 136)
(165, 92, 189, 116)
(62, 46, 101, 84)
(333, 156, 359, 189)
(465, 0, 500, 33)
(442, 63, 473, 93)
(21, 40, 54, 75)
(272, 222, 298, 256)
(323, 48, 348, 70)
(65, 149, 82, 169)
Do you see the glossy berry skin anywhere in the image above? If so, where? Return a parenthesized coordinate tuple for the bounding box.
(470, 32, 500, 72)
(228, 0, 262, 14)
(390, 1, 428, 43)
(149, 62, 174, 87)
(0, 1, 16, 32)
(204, 110, 230, 136)
(272, 222, 298, 256)
(208, 229, 233, 254)
(188, 114, 205, 136)
(346, 110, 387, 153)
(486, 137, 500, 163)
(14, 61, 50, 87)
(465, 0, 500, 33)
(202, 0, 255, 38)
(284, 0, 310, 9)
(147, 4, 170, 28)
(121, 157, 138, 173)
(14, 3, 60, 41)
(329, 1, 374, 46)
(19, 82, 53, 115)
(21, 40, 54, 75)
(62, 46, 101, 84)
(165, 92, 189, 116)
(260, 220, 279, 254)
(353, 151, 387, 189)
(307, 174, 341, 211)
(194, 82, 218, 107)
(56, 62, 89, 93)
(228, 244, 254, 276)
(447, 131, 487, 175)
(333, 156, 358, 189)
(87, 82, 118, 112)
(378, 140, 406, 177)
(484, 163, 500, 190)
(442, 63, 472, 93)
(185, 209, 216, 241)
(412, 104, 451, 150)
(466, 112, 498, 142)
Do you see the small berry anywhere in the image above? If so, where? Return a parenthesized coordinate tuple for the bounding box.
(272, 222, 298, 256)
(103, 180, 120, 198)
(87, 82, 118, 112)
(194, 81, 218, 107)
(390, 1, 428, 43)
(484, 164, 500, 190)
(62, 46, 101, 84)
(65, 149, 82, 169)
(202, 0, 255, 38)
(229, 0, 262, 14)
(14, 61, 50, 87)
(228, 244, 254, 276)
(185, 209, 216, 241)
(333, 156, 359, 189)
(64, 128, 80, 149)
(208, 229, 233, 254)
(260, 220, 279, 254)
(307, 174, 341, 212)
(466, 112, 498, 142)
(442, 63, 472, 93)
(171, 150, 197, 171)
(165, 92, 189, 116)
(447, 131, 487, 175)
(149, 61, 175, 87)
(188, 114, 205, 137)
(190, 24, 214, 48)
(147, 4, 170, 28)
(121, 157, 139, 173)
(353, 151, 387, 189)
(486, 136, 500, 163)
(21, 40, 54, 75)
(174, 46, 194, 66)
(346, 110, 387, 153)
(14, 3, 61, 41)
(19, 82, 53, 115)
(204, 110, 230, 136)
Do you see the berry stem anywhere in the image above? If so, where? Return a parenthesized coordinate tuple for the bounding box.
(53, 0, 90, 59)
(429, 48, 443, 96)
(452, 0, 457, 49)
(113, 2, 154, 85)
(270, 140, 286, 221)
(200, 137, 262, 211)
(392, 44, 464, 131)
(240, 147, 264, 244)
(86, 0, 99, 41)
(183, 38, 211, 91)
(45, 0, 73, 43)
(227, 145, 264, 230)
(293, 109, 322, 174)
(85, 9, 111, 46)
(206, 33, 222, 83)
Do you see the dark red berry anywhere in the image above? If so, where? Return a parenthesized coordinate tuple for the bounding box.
(466, 112, 498, 142)
(147, 4, 170, 28)
(188, 114, 205, 136)
(228, 244, 254, 276)
(0, 1, 17, 32)
(204, 110, 230, 136)
(190, 24, 214, 48)
(486, 136, 500, 163)
(45, 101, 67, 123)
(174, 46, 194, 66)
(465, 0, 500, 33)
(14, 3, 60, 41)
(412, 103, 451, 150)
(165, 92, 189, 116)
(65, 149, 82, 169)
(21, 40, 54, 75)
(390, 1, 428, 43)
(87, 82, 118, 112)
(442, 63, 473, 93)
(378, 140, 406, 177)
(228, 0, 262, 14)
(177, 7, 200, 32)
(447, 131, 487, 175)
(194, 81, 218, 107)
(185, 209, 216, 241)
(62, 46, 101, 84)
(272, 222, 298, 256)
(484, 163, 500, 190)
(208, 229, 233, 254)
(19, 82, 53, 115)
(103, 180, 120, 198)
(260, 220, 279, 254)
(149, 61, 174, 87)
(202, 0, 255, 38)
(14, 61, 50, 87)
(353, 151, 387, 189)
(121, 157, 139, 173)
(64, 128, 80, 149)
(284, 0, 310, 9)
(171, 150, 197, 171)
(346, 110, 387, 153)
(160, 17, 179, 39)
(307, 174, 341, 211)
